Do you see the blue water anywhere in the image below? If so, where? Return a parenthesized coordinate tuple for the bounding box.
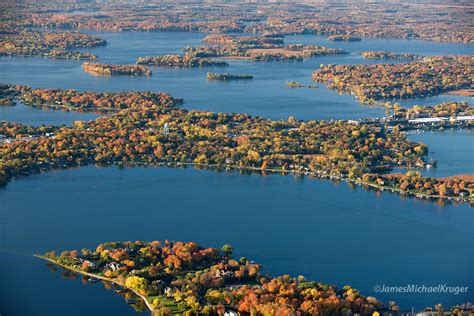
(0, 166, 473, 315)
(0, 31, 473, 315)
(406, 129, 474, 177)
(284, 34, 474, 56)
(0, 32, 471, 121)
(0, 101, 100, 126)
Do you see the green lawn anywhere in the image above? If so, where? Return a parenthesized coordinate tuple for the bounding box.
(146, 295, 185, 314)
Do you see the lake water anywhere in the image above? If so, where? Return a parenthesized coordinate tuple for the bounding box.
(406, 129, 474, 177)
(0, 32, 471, 121)
(0, 101, 100, 126)
(0, 166, 473, 315)
(0, 31, 473, 315)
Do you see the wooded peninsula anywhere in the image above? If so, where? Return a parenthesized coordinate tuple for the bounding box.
(312, 56, 473, 103)
(38, 240, 473, 315)
(360, 51, 418, 60)
(39, 240, 387, 315)
(0, 30, 106, 60)
(0, 85, 472, 202)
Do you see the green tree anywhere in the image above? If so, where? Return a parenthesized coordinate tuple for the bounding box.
(221, 244, 233, 257)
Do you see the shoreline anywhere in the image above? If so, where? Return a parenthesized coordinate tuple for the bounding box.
(34, 255, 156, 312)
(2, 93, 472, 203)
(11, 159, 473, 203)
(446, 89, 474, 97)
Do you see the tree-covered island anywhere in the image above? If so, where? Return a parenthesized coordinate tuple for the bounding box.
(183, 44, 346, 62)
(360, 51, 418, 60)
(207, 73, 253, 81)
(0, 85, 472, 202)
(136, 54, 228, 68)
(327, 35, 362, 42)
(286, 81, 318, 89)
(202, 34, 284, 46)
(82, 62, 152, 76)
(312, 56, 473, 103)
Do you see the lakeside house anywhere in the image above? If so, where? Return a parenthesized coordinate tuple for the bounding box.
(106, 262, 120, 271)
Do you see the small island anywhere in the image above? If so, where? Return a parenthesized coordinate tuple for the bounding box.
(136, 54, 228, 68)
(82, 62, 152, 76)
(327, 35, 362, 42)
(286, 81, 318, 89)
(361, 51, 418, 60)
(206, 72, 253, 81)
(38, 240, 388, 314)
(48, 50, 98, 60)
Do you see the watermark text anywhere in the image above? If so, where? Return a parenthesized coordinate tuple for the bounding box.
(373, 284, 468, 295)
